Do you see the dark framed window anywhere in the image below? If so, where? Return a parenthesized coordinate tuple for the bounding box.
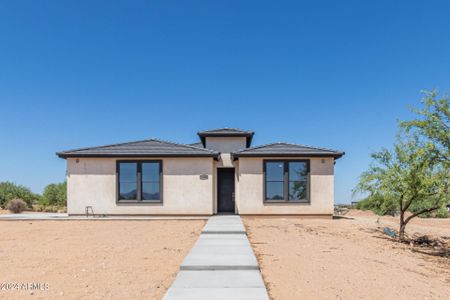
(263, 160, 310, 202)
(117, 160, 162, 202)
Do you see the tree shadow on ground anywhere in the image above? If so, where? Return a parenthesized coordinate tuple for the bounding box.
(411, 247, 449, 258)
(370, 229, 450, 259)
(332, 215, 354, 220)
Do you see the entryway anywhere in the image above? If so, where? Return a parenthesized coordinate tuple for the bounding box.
(217, 168, 235, 214)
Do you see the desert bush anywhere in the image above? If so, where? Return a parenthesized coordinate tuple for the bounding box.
(409, 197, 449, 218)
(431, 208, 449, 218)
(32, 204, 65, 213)
(33, 204, 44, 212)
(0, 182, 37, 208)
(415, 207, 449, 218)
(6, 198, 27, 213)
(356, 194, 398, 216)
(41, 182, 66, 206)
(44, 207, 53, 212)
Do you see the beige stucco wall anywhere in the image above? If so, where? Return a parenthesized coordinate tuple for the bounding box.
(66, 154, 336, 216)
(205, 137, 247, 152)
(66, 157, 214, 215)
(236, 157, 335, 215)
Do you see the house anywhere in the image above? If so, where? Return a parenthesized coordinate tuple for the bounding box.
(57, 128, 344, 217)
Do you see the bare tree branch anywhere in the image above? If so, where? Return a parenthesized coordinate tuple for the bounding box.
(404, 206, 440, 225)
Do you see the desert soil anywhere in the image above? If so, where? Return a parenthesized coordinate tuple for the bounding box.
(0, 220, 204, 300)
(243, 211, 450, 300)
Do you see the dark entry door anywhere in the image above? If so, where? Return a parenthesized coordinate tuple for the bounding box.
(217, 168, 235, 213)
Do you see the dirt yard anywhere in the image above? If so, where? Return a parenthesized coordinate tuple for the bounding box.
(0, 220, 204, 300)
(244, 211, 450, 300)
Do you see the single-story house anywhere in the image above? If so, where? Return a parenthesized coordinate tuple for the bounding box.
(57, 128, 344, 217)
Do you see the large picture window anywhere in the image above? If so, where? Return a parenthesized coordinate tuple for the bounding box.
(117, 160, 162, 202)
(264, 160, 309, 202)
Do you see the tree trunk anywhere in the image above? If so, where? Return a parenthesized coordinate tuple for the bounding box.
(399, 205, 440, 241)
(399, 210, 406, 241)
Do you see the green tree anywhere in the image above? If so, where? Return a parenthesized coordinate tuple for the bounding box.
(355, 136, 449, 240)
(354, 91, 449, 240)
(401, 90, 449, 166)
(42, 182, 67, 206)
(0, 182, 37, 208)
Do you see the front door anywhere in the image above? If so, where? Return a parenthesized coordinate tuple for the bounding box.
(217, 168, 235, 213)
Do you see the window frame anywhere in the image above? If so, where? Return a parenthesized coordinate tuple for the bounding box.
(263, 159, 310, 203)
(116, 160, 163, 203)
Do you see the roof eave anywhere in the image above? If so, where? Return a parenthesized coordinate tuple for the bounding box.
(197, 132, 254, 138)
(232, 152, 345, 160)
(57, 152, 220, 160)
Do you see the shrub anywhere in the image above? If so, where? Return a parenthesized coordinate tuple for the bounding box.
(411, 201, 449, 218)
(33, 204, 44, 212)
(42, 182, 67, 206)
(44, 207, 54, 213)
(6, 198, 27, 213)
(0, 182, 37, 208)
(433, 208, 449, 218)
(356, 193, 398, 216)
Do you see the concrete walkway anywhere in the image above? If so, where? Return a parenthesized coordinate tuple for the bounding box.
(0, 213, 69, 219)
(163, 215, 269, 300)
(0, 213, 207, 221)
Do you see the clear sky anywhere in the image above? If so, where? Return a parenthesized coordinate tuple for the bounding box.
(0, 1, 449, 203)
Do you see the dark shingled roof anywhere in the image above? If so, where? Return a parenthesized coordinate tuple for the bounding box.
(188, 142, 204, 148)
(197, 128, 254, 147)
(197, 128, 254, 136)
(57, 139, 219, 159)
(232, 142, 344, 160)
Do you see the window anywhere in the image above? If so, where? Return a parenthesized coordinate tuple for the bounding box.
(265, 162, 285, 200)
(264, 160, 309, 202)
(118, 162, 138, 200)
(117, 160, 162, 202)
(141, 162, 161, 200)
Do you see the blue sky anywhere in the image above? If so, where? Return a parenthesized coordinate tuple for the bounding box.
(0, 1, 449, 203)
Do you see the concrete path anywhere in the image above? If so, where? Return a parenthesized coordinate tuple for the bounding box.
(0, 213, 207, 221)
(0, 213, 69, 219)
(201, 215, 246, 234)
(163, 215, 269, 300)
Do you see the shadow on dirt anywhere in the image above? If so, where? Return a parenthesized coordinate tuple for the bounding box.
(332, 215, 354, 220)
